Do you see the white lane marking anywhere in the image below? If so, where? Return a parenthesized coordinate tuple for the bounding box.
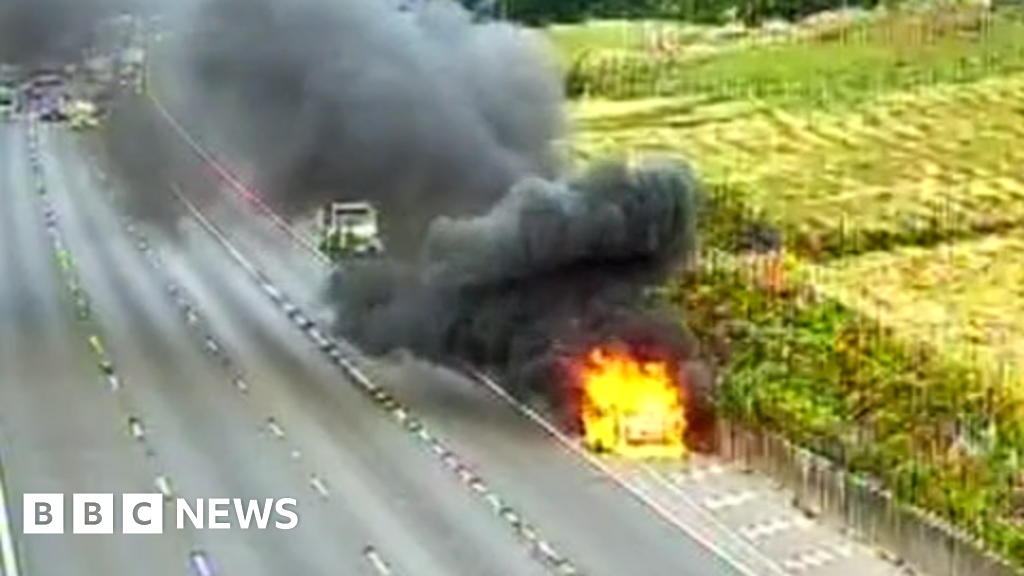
(678, 463, 726, 482)
(189, 551, 215, 576)
(266, 419, 285, 439)
(704, 489, 759, 511)
(363, 546, 394, 575)
(129, 417, 146, 440)
(149, 96, 325, 259)
(738, 515, 813, 541)
(310, 475, 329, 498)
(155, 475, 174, 499)
(0, 452, 21, 576)
(781, 543, 855, 573)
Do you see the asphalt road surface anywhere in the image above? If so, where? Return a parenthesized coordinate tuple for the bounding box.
(0, 118, 191, 576)
(0, 118, 557, 576)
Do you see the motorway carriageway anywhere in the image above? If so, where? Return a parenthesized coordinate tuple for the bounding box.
(0, 111, 901, 576)
(0, 118, 555, 576)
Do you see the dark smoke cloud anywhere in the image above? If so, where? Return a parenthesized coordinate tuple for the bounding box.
(99, 92, 189, 227)
(119, 0, 717, 442)
(327, 158, 716, 440)
(165, 0, 565, 255)
(0, 0, 126, 65)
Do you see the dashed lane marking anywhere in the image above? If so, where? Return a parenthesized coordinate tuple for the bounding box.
(674, 463, 727, 483)
(363, 545, 395, 575)
(189, 551, 215, 576)
(266, 419, 285, 439)
(29, 121, 213, 573)
(155, 475, 174, 499)
(737, 515, 814, 541)
(780, 542, 855, 573)
(704, 489, 759, 511)
(309, 475, 330, 499)
(129, 417, 146, 440)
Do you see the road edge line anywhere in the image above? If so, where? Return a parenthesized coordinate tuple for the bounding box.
(0, 450, 21, 576)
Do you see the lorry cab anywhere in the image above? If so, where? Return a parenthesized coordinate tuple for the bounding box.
(317, 201, 384, 261)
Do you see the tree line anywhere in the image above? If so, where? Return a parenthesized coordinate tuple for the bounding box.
(464, 0, 883, 25)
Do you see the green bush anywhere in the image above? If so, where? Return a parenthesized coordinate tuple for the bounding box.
(669, 257, 1024, 564)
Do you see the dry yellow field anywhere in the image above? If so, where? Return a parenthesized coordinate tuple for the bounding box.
(811, 232, 1024, 386)
(571, 71, 1024, 388)
(572, 73, 1024, 245)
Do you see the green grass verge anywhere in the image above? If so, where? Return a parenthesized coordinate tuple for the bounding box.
(561, 9, 1024, 105)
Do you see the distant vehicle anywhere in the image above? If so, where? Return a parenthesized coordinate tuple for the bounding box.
(317, 201, 384, 261)
(27, 72, 64, 92)
(37, 94, 68, 122)
(0, 85, 14, 119)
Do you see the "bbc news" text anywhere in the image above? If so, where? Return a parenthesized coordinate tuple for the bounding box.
(22, 494, 299, 534)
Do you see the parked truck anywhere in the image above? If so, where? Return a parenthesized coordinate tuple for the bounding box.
(317, 201, 385, 262)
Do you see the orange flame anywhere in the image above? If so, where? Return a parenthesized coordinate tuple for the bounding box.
(576, 345, 686, 458)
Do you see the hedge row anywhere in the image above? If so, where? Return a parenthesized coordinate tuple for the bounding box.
(667, 247, 1024, 564)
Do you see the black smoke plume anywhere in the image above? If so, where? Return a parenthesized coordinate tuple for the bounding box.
(164, 0, 564, 256)
(0, 0, 125, 66)
(139, 0, 716, 441)
(327, 158, 717, 441)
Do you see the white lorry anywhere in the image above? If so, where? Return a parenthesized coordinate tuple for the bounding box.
(317, 201, 385, 261)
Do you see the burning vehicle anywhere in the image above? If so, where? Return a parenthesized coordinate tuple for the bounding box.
(574, 345, 687, 458)
(328, 159, 713, 459)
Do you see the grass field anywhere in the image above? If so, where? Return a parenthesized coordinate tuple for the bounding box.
(574, 73, 1024, 257)
(815, 232, 1024, 381)
(556, 8, 1024, 101)
(558, 6, 1024, 563)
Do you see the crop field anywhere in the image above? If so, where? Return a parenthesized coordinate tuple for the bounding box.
(573, 73, 1024, 257)
(815, 231, 1024, 384)
(560, 6, 1024, 563)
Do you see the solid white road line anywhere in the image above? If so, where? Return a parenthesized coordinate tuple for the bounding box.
(0, 452, 20, 576)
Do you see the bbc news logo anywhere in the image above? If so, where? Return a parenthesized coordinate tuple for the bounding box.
(22, 494, 299, 534)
